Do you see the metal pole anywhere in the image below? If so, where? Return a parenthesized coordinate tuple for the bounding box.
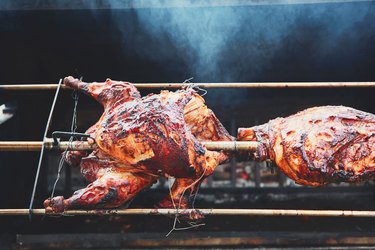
(28, 79, 63, 218)
(1, 208, 375, 217)
(1, 82, 375, 90)
(0, 140, 258, 152)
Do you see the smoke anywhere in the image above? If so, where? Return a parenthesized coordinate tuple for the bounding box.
(0, 1, 374, 83)
(98, 1, 374, 106)
(3, 1, 370, 83)
(110, 1, 374, 83)
(2, 1, 374, 88)
(134, 7, 244, 81)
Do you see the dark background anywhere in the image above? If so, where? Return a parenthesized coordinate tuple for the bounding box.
(0, 1, 374, 248)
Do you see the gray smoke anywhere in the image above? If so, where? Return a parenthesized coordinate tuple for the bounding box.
(3, 1, 371, 83)
(2, 1, 373, 101)
(121, 1, 374, 82)
(135, 7, 244, 81)
(98, 1, 373, 106)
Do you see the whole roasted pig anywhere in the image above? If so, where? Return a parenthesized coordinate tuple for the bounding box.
(44, 77, 232, 213)
(238, 106, 375, 186)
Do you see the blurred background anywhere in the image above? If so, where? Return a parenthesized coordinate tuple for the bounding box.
(0, 0, 374, 249)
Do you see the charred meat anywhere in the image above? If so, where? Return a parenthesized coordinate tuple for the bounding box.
(44, 77, 232, 213)
(238, 106, 375, 186)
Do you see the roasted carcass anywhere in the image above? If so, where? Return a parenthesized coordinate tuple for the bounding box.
(44, 77, 232, 213)
(238, 106, 375, 186)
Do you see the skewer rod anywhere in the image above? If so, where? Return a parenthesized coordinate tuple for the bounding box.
(0, 141, 46, 151)
(1, 208, 375, 217)
(1, 82, 374, 90)
(0, 84, 70, 90)
(203, 141, 258, 151)
(0, 140, 258, 152)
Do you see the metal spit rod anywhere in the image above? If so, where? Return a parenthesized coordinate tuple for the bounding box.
(0, 82, 375, 90)
(0, 140, 259, 152)
(1, 208, 375, 217)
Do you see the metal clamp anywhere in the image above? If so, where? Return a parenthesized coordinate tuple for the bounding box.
(51, 131, 91, 146)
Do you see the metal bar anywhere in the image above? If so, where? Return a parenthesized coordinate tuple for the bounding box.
(0, 141, 46, 151)
(2, 208, 375, 217)
(0, 140, 258, 152)
(0, 84, 69, 90)
(29, 79, 63, 218)
(1, 82, 375, 90)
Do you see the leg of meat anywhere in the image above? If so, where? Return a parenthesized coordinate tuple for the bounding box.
(46, 147, 158, 212)
(64, 76, 141, 107)
(158, 178, 200, 209)
(44, 171, 157, 213)
(158, 178, 206, 221)
(158, 93, 233, 209)
(238, 106, 375, 186)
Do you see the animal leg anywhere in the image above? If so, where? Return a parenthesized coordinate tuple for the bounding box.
(44, 171, 156, 213)
(158, 178, 198, 209)
(158, 177, 205, 221)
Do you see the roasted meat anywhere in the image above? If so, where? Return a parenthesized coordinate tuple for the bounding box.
(44, 77, 232, 213)
(238, 106, 375, 186)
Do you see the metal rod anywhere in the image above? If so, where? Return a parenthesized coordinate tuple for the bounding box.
(0, 141, 46, 151)
(29, 79, 63, 219)
(1, 82, 375, 90)
(0, 140, 258, 152)
(0, 84, 70, 90)
(1, 208, 375, 217)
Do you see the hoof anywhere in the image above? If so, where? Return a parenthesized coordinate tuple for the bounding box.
(44, 196, 66, 213)
(180, 209, 205, 222)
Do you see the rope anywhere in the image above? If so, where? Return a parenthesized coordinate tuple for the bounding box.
(182, 78, 208, 96)
(28, 79, 63, 220)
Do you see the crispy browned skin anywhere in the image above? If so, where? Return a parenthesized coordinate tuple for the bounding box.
(44, 77, 232, 213)
(238, 106, 375, 186)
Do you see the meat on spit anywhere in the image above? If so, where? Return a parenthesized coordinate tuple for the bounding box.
(238, 106, 375, 186)
(44, 77, 232, 213)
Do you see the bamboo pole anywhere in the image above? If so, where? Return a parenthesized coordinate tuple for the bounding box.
(0, 140, 258, 152)
(0, 82, 374, 90)
(1, 208, 375, 217)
